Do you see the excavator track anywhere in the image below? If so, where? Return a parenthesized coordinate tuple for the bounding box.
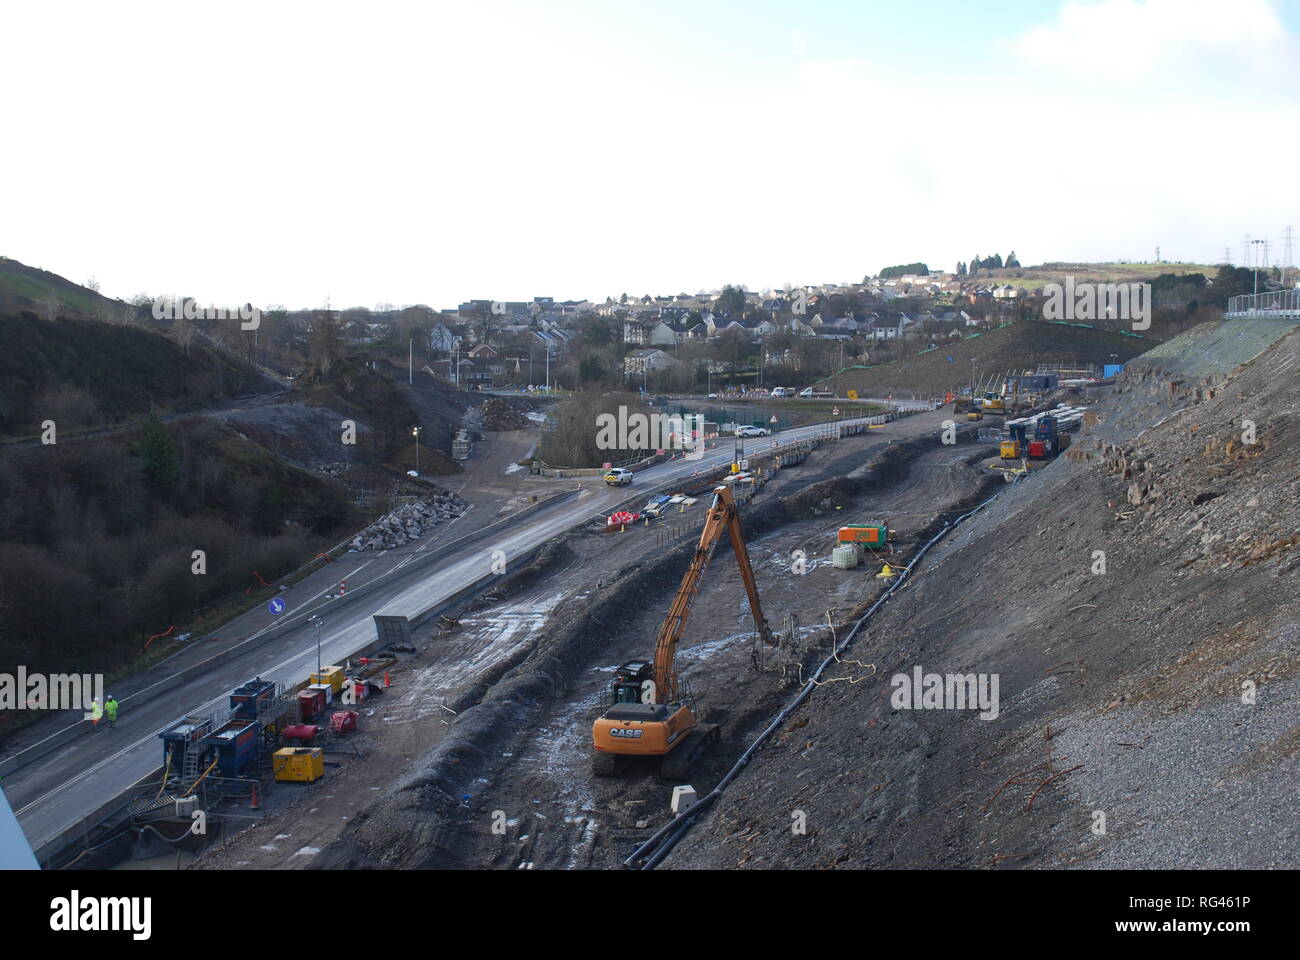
(659, 724, 719, 781)
(591, 750, 621, 778)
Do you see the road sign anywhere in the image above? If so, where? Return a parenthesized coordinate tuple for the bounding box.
(267, 598, 286, 616)
(832, 407, 840, 416)
(769, 415, 777, 423)
(847, 390, 859, 400)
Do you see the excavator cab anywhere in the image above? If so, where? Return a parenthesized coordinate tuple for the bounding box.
(611, 660, 654, 704)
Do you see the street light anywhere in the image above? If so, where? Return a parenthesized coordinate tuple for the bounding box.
(1251, 238, 1266, 296)
(307, 614, 324, 677)
(412, 426, 421, 476)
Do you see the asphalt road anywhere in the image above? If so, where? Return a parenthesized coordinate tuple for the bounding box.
(7, 413, 906, 856)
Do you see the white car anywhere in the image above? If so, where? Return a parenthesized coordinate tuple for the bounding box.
(604, 467, 634, 486)
(735, 425, 770, 438)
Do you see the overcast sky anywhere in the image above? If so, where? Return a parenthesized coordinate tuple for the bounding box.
(3, 0, 1297, 310)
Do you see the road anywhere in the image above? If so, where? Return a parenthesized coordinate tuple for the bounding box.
(5, 413, 899, 857)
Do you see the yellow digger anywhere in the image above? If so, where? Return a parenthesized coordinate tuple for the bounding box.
(591, 485, 772, 780)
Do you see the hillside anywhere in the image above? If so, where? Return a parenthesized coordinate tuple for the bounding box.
(0, 256, 135, 322)
(973, 260, 1221, 291)
(0, 413, 360, 691)
(0, 310, 268, 439)
(831, 319, 1154, 398)
(672, 318, 1299, 869)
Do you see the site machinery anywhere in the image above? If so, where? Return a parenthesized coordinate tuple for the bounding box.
(591, 485, 772, 780)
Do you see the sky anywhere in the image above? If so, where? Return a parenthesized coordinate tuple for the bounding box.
(2, 0, 1298, 310)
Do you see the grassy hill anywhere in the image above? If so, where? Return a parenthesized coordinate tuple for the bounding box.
(828, 319, 1155, 398)
(973, 261, 1220, 292)
(0, 256, 133, 321)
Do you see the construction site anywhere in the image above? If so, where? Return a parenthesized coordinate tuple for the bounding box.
(24, 315, 1276, 875)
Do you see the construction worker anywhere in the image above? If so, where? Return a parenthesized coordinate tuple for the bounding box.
(90, 697, 103, 730)
(105, 695, 119, 729)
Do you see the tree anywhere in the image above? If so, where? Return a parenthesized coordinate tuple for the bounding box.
(137, 410, 181, 486)
(1005, 251, 1020, 268)
(715, 284, 746, 317)
(309, 308, 343, 377)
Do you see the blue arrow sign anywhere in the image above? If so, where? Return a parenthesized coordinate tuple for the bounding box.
(268, 597, 286, 616)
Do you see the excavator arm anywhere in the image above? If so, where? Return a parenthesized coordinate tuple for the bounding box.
(651, 485, 773, 703)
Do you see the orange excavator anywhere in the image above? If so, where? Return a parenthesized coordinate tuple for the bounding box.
(591, 484, 772, 780)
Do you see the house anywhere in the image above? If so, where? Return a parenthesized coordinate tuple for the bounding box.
(468, 343, 498, 360)
(624, 348, 676, 376)
(454, 359, 494, 389)
(993, 284, 1024, 300)
(866, 316, 906, 340)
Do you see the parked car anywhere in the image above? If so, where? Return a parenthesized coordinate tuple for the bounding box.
(769, 387, 792, 398)
(799, 387, 834, 398)
(735, 425, 770, 437)
(604, 467, 634, 486)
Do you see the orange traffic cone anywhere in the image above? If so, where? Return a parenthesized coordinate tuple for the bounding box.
(249, 784, 261, 810)
(384, 671, 391, 689)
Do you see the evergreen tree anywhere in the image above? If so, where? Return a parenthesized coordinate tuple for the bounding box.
(137, 410, 181, 486)
(1005, 250, 1020, 268)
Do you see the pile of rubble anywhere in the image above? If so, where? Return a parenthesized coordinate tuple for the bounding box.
(350, 491, 470, 550)
(480, 396, 529, 431)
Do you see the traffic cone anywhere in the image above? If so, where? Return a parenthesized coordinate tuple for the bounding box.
(249, 784, 261, 810)
(384, 671, 391, 689)
(877, 564, 897, 580)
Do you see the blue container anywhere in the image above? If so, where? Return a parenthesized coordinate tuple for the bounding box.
(160, 716, 212, 766)
(1103, 363, 1124, 379)
(229, 677, 276, 720)
(201, 718, 262, 777)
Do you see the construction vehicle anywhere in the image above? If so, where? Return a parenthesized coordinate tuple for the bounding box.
(591, 485, 772, 780)
(966, 400, 984, 422)
(981, 391, 1006, 415)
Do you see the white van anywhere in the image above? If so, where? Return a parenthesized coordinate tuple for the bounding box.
(798, 387, 834, 399)
(769, 387, 791, 398)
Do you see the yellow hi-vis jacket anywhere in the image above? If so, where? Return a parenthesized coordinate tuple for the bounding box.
(91, 700, 103, 720)
(106, 699, 118, 720)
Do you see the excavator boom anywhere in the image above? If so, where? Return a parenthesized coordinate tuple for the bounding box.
(652, 485, 772, 703)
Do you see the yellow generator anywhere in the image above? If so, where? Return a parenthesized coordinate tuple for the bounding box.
(1000, 439, 1021, 459)
(274, 747, 325, 783)
(310, 666, 345, 695)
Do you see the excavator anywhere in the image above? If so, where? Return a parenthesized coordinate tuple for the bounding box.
(591, 484, 772, 780)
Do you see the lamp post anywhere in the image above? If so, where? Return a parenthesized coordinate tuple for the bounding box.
(307, 614, 323, 678)
(412, 425, 421, 476)
(1251, 238, 1265, 296)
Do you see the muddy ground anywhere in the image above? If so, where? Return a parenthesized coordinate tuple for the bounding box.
(211, 410, 995, 870)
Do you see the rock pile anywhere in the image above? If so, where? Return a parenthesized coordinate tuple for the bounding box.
(350, 491, 470, 550)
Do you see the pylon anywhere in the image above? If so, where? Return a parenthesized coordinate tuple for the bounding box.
(249, 784, 261, 810)
(877, 564, 897, 580)
(384, 671, 391, 688)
